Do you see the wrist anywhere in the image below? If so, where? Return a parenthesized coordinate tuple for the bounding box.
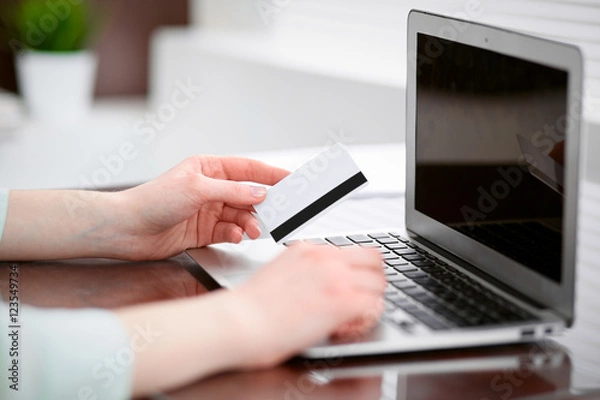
(223, 288, 287, 369)
(74, 190, 134, 259)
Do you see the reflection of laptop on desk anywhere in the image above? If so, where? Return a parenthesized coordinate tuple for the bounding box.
(187, 10, 583, 358)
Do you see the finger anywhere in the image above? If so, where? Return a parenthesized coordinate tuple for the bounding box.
(330, 291, 384, 333)
(222, 206, 261, 239)
(215, 157, 290, 185)
(338, 247, 384, 270)
(201, 176, 268, 205)
(332, 298, 384, 338)
(348, 268, 387, 294)
(225, 203, 257, 212)
(211, 221, 244, 244)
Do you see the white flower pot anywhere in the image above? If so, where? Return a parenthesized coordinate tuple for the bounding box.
(16, 50, 97, 124)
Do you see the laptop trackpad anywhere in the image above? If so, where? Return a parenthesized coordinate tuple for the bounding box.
(187, 240, 285, 288)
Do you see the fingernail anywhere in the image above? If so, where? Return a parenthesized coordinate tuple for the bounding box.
(252, 186, 267, 198)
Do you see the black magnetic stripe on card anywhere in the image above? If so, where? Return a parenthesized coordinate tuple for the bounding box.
(270, 172, 368, 242)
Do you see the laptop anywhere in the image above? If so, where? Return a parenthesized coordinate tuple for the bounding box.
(186, 10, 583, 358)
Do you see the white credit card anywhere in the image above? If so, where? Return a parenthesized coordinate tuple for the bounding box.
(254, 143, 368, 243)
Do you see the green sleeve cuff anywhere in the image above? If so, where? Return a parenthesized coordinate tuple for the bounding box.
(1, 303, 134, 400)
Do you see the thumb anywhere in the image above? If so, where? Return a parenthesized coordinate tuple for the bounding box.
(201, 176, 267, 204)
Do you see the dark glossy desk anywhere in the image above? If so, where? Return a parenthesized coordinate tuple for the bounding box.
(1, 190, 599, 399)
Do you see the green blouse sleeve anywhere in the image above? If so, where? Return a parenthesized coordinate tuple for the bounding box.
(0, 302, 133, 399)
(0, 190, 133, 399)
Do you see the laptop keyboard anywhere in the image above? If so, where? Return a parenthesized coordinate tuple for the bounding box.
(284, 232, 537, 332)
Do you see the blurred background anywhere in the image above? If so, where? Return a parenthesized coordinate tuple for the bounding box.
(0, 0, 599, 190)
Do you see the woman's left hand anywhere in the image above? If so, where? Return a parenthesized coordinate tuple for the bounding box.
(116, 156, 288, 260)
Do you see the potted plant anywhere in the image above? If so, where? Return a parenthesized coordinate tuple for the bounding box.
(2, 0, 99, 124)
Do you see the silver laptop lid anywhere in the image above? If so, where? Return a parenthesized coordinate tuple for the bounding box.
(405, 10, 583, 324)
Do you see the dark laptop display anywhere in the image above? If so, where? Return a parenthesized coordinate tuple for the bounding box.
(414, 33, 568, 284)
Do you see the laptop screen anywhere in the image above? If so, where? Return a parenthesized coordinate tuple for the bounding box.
(415, 33, 568, 284)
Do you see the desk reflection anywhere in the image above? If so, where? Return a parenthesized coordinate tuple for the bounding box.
(0, 255, 589, 400)
(0, 254, 206, 308)
(167, 342, 571, 400)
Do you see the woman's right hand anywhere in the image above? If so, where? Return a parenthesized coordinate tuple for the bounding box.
(119, 243, 385, 396)
(232, 243, 386, 368)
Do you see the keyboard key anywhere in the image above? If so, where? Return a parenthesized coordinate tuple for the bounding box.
(401, 287, 426, 296)
(402, 309, 449, 330)
(394, 249, 418, 256)
(325, 236, 354, 246)
(397, 302, 420, 312)
(347, 234, 374, 243)
(368, 233, 391, 239)
(386, 259, 409, 267)
(360, 243, 381, 248)
(387, 275, 408, 282)
(394, 265, 418, 273)
(402, 254, 426, 262)
(390, 297, 411, 307)
(396, 320, 416, 332)
(403, 271, 428, 279)
(386, 312, 412, 326)
(283, 240, 301, 246)
(377, 237, 399, 245)
(305, 238, 329, 245)
(421, 317, 449, 330)
(392, 280, 417, 290)
(386, 243, 409, 250)
(388, 232, 405, 239)
(411, 276, 435, 286)
(412, 260, 435, 268)
(415, 314, 449, 330)
(383, 255, 401, 261)
(420, 265, 443, 273)
(383, 300, 396, 312)
(384, 285, 397, 294)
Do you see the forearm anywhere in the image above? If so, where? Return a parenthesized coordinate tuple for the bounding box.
(0, 190, 128, 260)
(116, 290, 258, 397)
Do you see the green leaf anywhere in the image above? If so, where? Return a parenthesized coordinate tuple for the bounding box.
(2, 0, 97, 52)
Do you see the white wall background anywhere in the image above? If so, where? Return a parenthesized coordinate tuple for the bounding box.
(150, 0, 600, 181)
(190, 0, 600, 101)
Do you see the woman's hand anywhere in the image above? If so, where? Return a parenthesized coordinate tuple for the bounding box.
(115, 155, 288, 260)
(233, 243, 386, 368)
(0, 155, 287, 261)
(117, 243, 386, 396)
